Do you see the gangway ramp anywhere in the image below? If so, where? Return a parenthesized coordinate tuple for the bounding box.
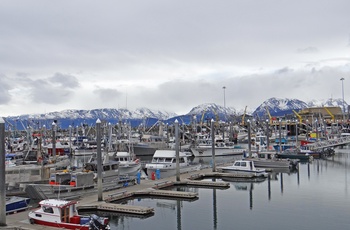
(306, 135, 350, 150)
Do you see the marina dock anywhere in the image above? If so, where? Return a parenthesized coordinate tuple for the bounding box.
(77, 203, 154, 215)
(1, 166, 263, 229)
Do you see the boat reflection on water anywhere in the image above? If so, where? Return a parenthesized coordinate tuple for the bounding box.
(221, 176, 266, 185)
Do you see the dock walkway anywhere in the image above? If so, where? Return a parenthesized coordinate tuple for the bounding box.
(306, 135, 350, 150)
(1, 167, 241, 229)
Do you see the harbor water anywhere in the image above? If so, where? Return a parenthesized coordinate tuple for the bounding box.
(93, 149, 350, 230)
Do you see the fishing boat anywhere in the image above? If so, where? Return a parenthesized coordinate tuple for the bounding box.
(191, 139, 246, 157)
(145, 150, 201, 179)
(6, 196, 31, 214)
(28, 199, 110, 230)
(114, 151, 141, 177)
(246, 157, 299, 169)
(83, 153, 119, 182)
(273, 138, 295, 151)
(244, 151, 299, 169)
(275, 148, 313, 162)
(217, 160, 268, 177)
(133, 135, 168, 156)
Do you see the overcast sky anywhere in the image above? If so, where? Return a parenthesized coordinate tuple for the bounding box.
(1, 0, 350, 117)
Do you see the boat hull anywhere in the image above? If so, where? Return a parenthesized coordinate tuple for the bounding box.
(245, 158, 298, 169)
(118, 163, 141, 177)
(219, 167, 268, 177)
(133, 142, 168, 156)
(29, 218, 89, 230)
(146, 164, 201, 179)
(273, 145, 294, 151)
(191, 147, 245, 157)
(6, 196, 30, 214)
(276, 154, 312, 161)
(133, 146, 157, 156)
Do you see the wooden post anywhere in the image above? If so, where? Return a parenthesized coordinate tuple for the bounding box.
(96, 119, 103, 201)
(211, 119, 216, 172)
(248, 120, 252, 158)
(0, 118, 7, 226)
(175, 120, 180, 181)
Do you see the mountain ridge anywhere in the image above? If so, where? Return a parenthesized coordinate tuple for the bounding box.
(3, 97, 348, 130)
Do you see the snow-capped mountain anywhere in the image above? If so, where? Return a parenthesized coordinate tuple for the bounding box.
(307, 98, 348, 109)
(11, 108, 177, 121)
(187, 103, 237, 116)
(4, 97, 347, 130)
(252, 97, 308, 118)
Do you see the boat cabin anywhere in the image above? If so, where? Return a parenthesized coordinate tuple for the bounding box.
(115, 151, 133, 162)
(232, 160, 257, 171)
(151, 150, 189, 164)
(28, 199, 110, 230)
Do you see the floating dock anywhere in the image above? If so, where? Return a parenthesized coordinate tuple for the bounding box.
(176, 180, 229, 188)
(77, 203, 154, 215)
(4, 167, 272, 229)
(105, 188, 198, 203)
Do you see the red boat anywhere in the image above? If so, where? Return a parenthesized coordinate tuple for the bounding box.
(28, 199, 110, 230)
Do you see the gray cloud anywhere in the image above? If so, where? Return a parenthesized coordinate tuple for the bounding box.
(297, 47, 319, 53)
(93, 88, 123, 101)
(0, 0, 350, 116)
(9, 73, 80, 105)
(275, 67, 294, 74)
(50, 73, 80, 88)
(0, 74, 12, 104)
(29, 79, 74, 104)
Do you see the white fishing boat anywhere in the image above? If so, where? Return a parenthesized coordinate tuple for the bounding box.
(218, 160, 268, 177)
(28, 199, 110, 230)
(245, 157, 298, 169)
(191, 141, 246, 157)
(145, 150, 201, 179)
(83, 153, 119, 182)
(114, 151, 141, 177)
(244, 151, 299, 169)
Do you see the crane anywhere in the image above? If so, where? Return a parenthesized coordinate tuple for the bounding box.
(293, 110, 303, 123)
(323, 107, 335, 123)
(241, 106, 247, 126)
(265, 106, 272, 124)
(200, 109, 207, 128)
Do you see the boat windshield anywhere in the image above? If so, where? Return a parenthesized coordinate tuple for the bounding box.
(234, 161, 247, 167)
(152, 157, 165, 163)
(164, 158, 173, 163)
(152, 157, 173, 163)
(42, 206, 54, 213)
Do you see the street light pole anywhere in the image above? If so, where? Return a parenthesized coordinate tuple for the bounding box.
(341, 78, 345, 120)
(222, 86, 226, 108)
(52, 122, 56, 162)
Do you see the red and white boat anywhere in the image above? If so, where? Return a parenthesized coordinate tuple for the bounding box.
(28, 199, 110, 230)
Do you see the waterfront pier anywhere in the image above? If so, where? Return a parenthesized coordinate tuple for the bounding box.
(1, 166, 236, 229)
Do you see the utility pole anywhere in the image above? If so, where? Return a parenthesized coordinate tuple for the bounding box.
(341, 77, 345, 121)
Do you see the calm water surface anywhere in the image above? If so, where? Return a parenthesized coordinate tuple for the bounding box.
(104, 149, 350, 230)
